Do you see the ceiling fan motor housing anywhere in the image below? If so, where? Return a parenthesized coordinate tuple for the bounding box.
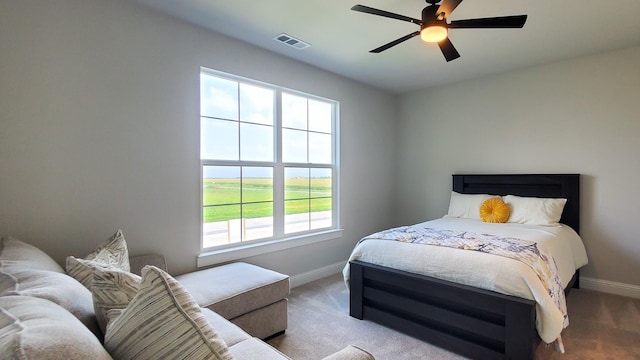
(421, 4, 441, 29)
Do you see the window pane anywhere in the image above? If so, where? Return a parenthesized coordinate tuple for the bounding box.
(203, 166, 240, 206)
(285, 168, 309, 200)
(309, 99, 332, 133)
(203, 204, 241, 248)
(242, 167, 273, 202)
(282, 128, 307, 163)
(282, 93, 307, 130)
(243, 203, 273, 241)
(201, 74, 238, 120)
(285, 199, 309, 234)
(201, 118, 238, 160)
(240, 123, 273, 162)
(310, 168, 331, 198)
(240, 83, 274, 126)
(310, 199, 332, 230)
(200, 69, 338, 250)
(241, 201, 273, 219)
(308, 132, 332, 164)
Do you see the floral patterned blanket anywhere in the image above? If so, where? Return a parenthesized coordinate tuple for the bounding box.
(360, 225, 568, 329)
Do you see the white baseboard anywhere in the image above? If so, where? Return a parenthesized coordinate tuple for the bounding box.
(290, 261, 346, 288)
(290, 266, 640, 299)
(580, 277, 640, 299)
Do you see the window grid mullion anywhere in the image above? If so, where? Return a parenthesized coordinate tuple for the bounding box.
(307, 173, 312, 229)
(201, 69, 336, 250)
(273, 90, 285, 238)
(239, 166, 244, 243)
(236, 82, 241, 162)
(306, 98, 310, 164)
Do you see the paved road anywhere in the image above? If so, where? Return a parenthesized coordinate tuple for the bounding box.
(203, 211, 331, 248)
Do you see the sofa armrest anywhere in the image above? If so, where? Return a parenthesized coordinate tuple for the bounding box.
(129, 253, 167, 275)
(320, 345, 374, 360)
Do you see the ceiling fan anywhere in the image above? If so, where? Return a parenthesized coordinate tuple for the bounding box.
(351, 0, 527, 61)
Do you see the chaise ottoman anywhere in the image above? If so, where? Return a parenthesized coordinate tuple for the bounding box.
(175, 262, 290, 339)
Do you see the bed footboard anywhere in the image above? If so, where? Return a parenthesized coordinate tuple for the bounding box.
(349, 260, 538, 360)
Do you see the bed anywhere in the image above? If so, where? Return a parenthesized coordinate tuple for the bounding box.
(344, 174, 587, 360)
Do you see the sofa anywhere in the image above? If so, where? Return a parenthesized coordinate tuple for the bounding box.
(0, 235, 374, 360)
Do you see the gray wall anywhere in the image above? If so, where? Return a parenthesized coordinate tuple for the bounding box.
(396, 45, 640, 290)
(0, 0, 397, 276)
(2, 0, 638, 293)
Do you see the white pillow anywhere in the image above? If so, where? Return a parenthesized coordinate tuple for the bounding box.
(504, 195, 567, 226)
(446, 192, 494, 220)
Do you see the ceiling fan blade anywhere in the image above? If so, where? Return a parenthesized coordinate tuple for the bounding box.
(370, 31, 421, 53)
(436, 0, 463, 20)
(351, 5, 421, 25)
(438, 37, 461, 62)
(448, 15, 528, 29)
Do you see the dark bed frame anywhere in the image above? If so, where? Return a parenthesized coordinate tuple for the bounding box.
(349, 174, 581, 360)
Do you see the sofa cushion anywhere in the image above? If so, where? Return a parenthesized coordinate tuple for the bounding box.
(176, 262, 290, 320)
(201, 307, 251, 348)
(91, 266, 141, 334)
(104, 266, 234, 360)
(0, 269, 101, 337)
(0, 236, 101, 337)
(0, 236, 64, 273)
(0, 295, 112, 360)
(66, 229, 131, 289)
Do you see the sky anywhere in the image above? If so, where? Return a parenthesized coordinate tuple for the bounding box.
(200, 72, 334, 179)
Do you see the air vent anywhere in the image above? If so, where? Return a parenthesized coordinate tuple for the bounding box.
(273, 33, 310, 50)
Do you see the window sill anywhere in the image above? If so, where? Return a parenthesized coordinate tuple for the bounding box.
(197, 229, 344, 268)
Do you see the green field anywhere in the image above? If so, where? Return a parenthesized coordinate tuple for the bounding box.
(203, 178, 331, 222)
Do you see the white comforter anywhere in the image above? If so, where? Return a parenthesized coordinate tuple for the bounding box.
(342, 216, 588, 344)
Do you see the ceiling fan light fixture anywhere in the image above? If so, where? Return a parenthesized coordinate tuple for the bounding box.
(351, 2, 527, 60)
(421, 25, 447, 42)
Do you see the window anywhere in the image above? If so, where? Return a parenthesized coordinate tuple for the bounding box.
(200, 69, 338, 251)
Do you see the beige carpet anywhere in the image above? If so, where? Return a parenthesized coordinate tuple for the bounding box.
(268, 273, 640, 360)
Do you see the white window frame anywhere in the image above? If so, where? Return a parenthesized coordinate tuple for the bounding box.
(198, 68, 341, 267)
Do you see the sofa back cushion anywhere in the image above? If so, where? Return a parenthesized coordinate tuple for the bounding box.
(0, 295, 112, 360)
(0, 236, 64, 273)
(0, 236, 101, 337)
(0, 269, 101, 337)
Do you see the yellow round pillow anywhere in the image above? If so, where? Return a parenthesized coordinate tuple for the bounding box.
(480, 197, 511, 223)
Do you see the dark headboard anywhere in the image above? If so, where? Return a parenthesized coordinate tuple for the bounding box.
(453, 174, 580, 234)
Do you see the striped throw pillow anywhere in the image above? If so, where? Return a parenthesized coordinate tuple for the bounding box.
(91, 267, 141, 335)
(104, 266, 234, 360)
(85, 229, 130, 271)
(65, 229, 131, 289)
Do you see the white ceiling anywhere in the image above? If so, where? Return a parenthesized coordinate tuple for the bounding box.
(129, 0, 640, 94)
